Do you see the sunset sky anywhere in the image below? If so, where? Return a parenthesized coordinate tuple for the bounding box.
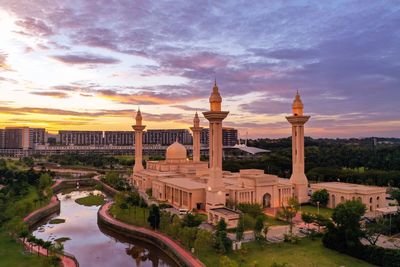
(0, 1, 399, 138)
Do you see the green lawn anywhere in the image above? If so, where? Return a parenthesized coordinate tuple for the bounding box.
(49, 218, 66, 224)
(265, 215, 289, 226)
(109, 204, 149, 227)
(0, 232, 52, 267)
(75, 194, 105, 206)
(198, 238, 373, 267)
(300, 204, 333, 218)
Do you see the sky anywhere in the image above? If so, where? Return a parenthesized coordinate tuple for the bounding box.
(0, 1, 399, 138)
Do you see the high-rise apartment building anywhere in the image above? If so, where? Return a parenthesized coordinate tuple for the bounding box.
(0, 129, 5, 149)
(200, 127, 238, 146)
(29, 128, 46, 147)
(143, 129, 192, 145)
(104, 131, 134, 146)
(59, 130, 103, 145)
(4, 127, 31, 149)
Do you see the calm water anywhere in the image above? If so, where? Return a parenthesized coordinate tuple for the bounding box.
(33, 190, 178, 267)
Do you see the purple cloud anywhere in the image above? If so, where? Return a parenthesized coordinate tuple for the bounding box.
(51, 53, 120, 65)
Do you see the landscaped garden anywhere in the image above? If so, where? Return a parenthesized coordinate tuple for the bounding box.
(300, 204, 333, 218)
(0, 232, 53, 267)
(75, 194, 105, 206)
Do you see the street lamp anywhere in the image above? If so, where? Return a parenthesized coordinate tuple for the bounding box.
(316, 201, 320, 215)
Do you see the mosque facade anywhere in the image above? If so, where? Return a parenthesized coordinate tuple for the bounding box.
(132, 81, 389, 227)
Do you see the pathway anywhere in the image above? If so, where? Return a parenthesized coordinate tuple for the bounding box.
(100, 202, 205, 267)
(21, 239, 76, 267)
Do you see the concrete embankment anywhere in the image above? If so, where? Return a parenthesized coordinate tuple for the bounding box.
(98, 202, 205, 267)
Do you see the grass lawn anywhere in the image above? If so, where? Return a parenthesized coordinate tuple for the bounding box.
(0, 232, 51, 267)
(265, 216, 289, 226)
(49, 218, 66, 224)
(54, 237, 70, 243)
(75, 195, 105, 206)
(109, 204, 149, 227)
(300, 204, 333, 218)
(198, 238, 373, 267)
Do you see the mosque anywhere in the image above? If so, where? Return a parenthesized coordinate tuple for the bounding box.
(132, 82, 388, 228)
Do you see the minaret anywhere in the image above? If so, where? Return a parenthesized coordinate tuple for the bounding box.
(286, 91, 310, 203)
(190, 111, 203, 162)
(132, 108, 146, 173)
(203, 80, 229, 211)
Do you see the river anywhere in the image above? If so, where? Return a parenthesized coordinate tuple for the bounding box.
(33, 190, 178, 267)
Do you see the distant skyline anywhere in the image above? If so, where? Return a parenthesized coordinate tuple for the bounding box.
(0, 1, 399, 138)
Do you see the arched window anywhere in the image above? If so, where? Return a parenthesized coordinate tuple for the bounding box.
(370, 197, 373, 203)
(340, 196, 345, 203)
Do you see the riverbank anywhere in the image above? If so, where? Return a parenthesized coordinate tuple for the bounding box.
(98, 202, 205, 267)
(22, 179, 79, 267)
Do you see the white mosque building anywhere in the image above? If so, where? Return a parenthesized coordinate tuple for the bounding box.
(132, 82, 388, 228)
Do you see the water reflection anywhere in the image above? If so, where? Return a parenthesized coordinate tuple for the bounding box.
(32, 190, 178, 267)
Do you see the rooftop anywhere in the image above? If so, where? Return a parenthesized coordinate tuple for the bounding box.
(210, 207, 241, 216)
(160, 178, 207, 190)
(311, 182, 386, 193)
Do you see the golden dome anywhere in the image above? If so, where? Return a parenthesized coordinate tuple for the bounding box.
(166, 141, 187, 160)
(292, 91, 304, 116)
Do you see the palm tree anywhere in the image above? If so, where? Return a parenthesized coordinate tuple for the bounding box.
(18, 229, 29, 244)
(36, 238, 45, 256)
(43, 241, 52, 256)
(27, 235, 36, 253)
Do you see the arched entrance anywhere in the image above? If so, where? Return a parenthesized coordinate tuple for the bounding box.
(263, 193, 271, 208)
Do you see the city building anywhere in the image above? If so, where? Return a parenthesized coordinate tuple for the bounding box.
(0, 129, 4, 149)
(310, 182, 387, 212)
(59, 130, 103, 145)
(143, 129, 193, 145)
(4, 127, 31, 149)
(104, 131, 134, 146)
(200, 128, 238, 147)
(29, 128, 46, 147)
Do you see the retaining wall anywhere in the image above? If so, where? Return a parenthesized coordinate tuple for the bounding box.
(98, 202, 205, 267)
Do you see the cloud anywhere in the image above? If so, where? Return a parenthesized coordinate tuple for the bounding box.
(171, 105, 207, 112)
(97, 89, 198, 105)
(15, 17, 53, 36)
(0, 52, 12, 71)
(30, 91, 70, 98)
(51, 53, 120, 65)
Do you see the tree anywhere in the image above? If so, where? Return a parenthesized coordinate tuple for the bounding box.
(332, 200, 366, 242)
(43, 241, 52, 256)
(311, 189, 329, 207)
(301, 212, 314, 230)
(236, 214, 245, 242)
(18, 229, 29, 244)
(313, 214, 329, 232)
(263, 223, 270, 241)
(323, 200, 366, 251)
(254, 215, 265, 240)
(194, 229, 213, 255)
(147, 204, 160, 230)
(39, 173, 52, 190)
(278, 197, 299, 236)
(363, 217, 389, 245)
(214, 219, 232, 254)
(181, 213, 202, 228)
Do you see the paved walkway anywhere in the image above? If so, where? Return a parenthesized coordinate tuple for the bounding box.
(100, 202, 205, 267)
